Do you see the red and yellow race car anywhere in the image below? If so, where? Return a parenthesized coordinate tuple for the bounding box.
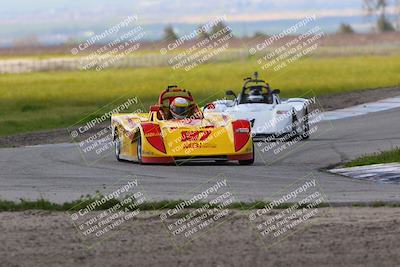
(111, 86, 254, 165)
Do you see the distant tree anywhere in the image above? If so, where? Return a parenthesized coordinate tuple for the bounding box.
(338, 23, 355, 33)
(377, 15, 396, 30)
(210, 21, 232, 36)
(163, 25, 178, 41)
(363, 0, 398, 31)
(197, 25, 210, 39)
(396, 0, 400, 29)
(253, 31, 269, 38)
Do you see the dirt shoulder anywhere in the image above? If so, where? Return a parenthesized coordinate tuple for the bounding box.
(1, 33, 399, 57)
(0, 207, 399, 267)
(315, 86, 400, 111)
(0, 87, 399, 148)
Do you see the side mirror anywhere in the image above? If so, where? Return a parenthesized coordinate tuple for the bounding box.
(204, 103, 216, 110)
(271, 89, 280, 95)
(226, 90, 237, 98)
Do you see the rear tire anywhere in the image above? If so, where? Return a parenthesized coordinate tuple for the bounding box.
(239, 144, 255, 165)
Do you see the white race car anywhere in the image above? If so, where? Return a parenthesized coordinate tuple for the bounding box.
(203, 72, 311, 141)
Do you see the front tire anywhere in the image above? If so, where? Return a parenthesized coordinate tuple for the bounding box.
(286, 111, 299, 141)
(302, 109, 310, 140)
(137, 133, 143, 164)
(114, 130, 122, 161)
(239, 144, 255, 165)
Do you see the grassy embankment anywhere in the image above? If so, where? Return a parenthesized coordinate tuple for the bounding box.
(0, 54, 399, 136)
(1, 197, 399, 211)
(345, 148, 400, 167)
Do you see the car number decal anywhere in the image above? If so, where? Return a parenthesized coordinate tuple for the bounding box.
(181, 131, 211, 142)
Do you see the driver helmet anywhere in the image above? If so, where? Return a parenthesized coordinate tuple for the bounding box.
(170, 97, 191, 119)
(248, 87, 264, 102)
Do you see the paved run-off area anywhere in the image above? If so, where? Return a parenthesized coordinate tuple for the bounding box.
(1, 96, 400, 267)
(0, 106, 400, 204)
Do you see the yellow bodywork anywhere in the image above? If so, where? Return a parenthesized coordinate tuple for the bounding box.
(111, 110, 253, 162)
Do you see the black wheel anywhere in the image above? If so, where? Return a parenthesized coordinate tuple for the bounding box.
(302, 109, 310, 140)
(239, 143, 255, 165)
(285, 111, 299, 141)
(114, 130, 122, 161)
(137, 133, 143, 164)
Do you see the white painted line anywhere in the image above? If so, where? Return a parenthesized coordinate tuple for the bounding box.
(320, 96, 400, 121)
(329, 163, 400, 183)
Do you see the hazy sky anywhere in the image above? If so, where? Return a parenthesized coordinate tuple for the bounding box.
(1, 0, 365, 23)
(1, 0, 396, 46)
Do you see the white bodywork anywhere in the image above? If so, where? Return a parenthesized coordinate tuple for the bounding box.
(204, 95, 311, 139)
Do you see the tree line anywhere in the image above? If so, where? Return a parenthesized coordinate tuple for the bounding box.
(164, 0, 400, 39)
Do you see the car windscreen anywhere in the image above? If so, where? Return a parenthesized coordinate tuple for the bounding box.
(241, 86, 272, 104)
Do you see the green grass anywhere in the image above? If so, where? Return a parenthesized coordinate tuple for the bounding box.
(345, 147, 400, 167)
(0, 195, 330, 211)
(2, 197, 400, 212)
(0, 54, 399, 136)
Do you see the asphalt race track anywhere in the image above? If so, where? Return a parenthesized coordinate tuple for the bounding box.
(1, 107, 400, 204)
